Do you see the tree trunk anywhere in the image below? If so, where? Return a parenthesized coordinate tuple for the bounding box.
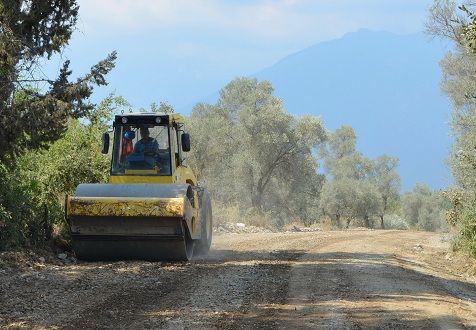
(251, 187, 264, 210)
(43, 203, 52, 241)
(335, 214, 342, 229)
(346, 218, 352, 229)
(380, 196, 388, 229)
(364, 215, 370, 228)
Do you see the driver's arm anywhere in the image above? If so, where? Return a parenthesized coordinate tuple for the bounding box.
(133, 140, 144, 154)
(144, 139, 159, 156)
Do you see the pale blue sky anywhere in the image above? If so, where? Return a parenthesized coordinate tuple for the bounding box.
(52, 0, 436, 109)
(50, 0, 452, 189)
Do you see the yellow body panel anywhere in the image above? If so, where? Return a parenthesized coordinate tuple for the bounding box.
(124, 169, 160, 175)
(108, 167, 197, 185)
(68, 196, 184, 217)
(175, 166, 197, 185)
(167, 113, 185, 122)
(109, 175, 175, 184)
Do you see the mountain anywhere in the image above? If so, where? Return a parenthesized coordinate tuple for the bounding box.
(253, 29, 452, 191)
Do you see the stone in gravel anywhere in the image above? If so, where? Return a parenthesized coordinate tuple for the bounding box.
(57, 253, 67, 260)
(236, 223, 246, 228)
(38, 257, 45, 263)
(292, 225, 302, 232)
(413, 244, 423, 251)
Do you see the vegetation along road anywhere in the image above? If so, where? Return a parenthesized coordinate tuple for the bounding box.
(1, 230, 476, 329)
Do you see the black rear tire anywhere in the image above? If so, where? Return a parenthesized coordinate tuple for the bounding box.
(194, 190, 212, 256)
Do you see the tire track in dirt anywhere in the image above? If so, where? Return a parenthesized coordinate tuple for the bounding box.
(277, 232, 476, 329)
(66, 249, 305, 329)
(65, 262, 195, 329)
(2, 231, 476, 329)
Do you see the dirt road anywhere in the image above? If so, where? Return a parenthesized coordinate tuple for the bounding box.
(1, 230, 476, 329)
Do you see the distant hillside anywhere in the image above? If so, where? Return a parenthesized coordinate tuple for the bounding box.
(254, 29, 451, 190)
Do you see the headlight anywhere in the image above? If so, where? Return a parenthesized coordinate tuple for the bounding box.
(155, 117, 162, 124)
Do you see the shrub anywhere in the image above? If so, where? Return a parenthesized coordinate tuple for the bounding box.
(0, 164, 46, 249)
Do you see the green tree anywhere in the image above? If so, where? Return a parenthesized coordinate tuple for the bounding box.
(319, 178, 359, 228)
(187, 103, 237, 204)
(0, 94, 127, 249)
(401, 184, 447, 231)
(319, 177, 382, 229)
(320, 126, 373, 181)
(157, 101, 175, 114)
(219, 78, 326, 211)
(427, 0, 476, 250)
(0, 0, 116, 164)
(370, 156, 400, 229)
(319, 126, 396, 228)
(0, 162, 45, 249)
(21, 94, 127, 196)
(354, 181, 382, 228)
(187, 78, 326, 226)
(426, 0, 467, 44)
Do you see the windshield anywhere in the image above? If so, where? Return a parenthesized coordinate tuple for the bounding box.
(111, 124, 171, 176)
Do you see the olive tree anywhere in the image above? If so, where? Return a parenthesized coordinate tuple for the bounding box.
(401, 184, 447, 231)
(319, 178, 359, 228)
(370, 156, 400, 229)
(319, 126, 397, 228)
(427, 0, 476, 249)
(187, 77, 326, 226)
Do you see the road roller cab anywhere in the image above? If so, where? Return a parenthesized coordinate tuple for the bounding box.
(65, 112, 212, 261)
(106, 113, 194, 184)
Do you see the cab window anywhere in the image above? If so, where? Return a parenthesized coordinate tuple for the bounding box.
(111, 124, 172, 176)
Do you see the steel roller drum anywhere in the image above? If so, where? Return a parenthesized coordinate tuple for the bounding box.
(66, 184, 195, 261)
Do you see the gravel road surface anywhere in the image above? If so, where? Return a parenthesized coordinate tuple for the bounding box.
(1, 230, 476, 329)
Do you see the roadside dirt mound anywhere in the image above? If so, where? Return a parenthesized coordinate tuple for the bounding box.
(0, 251, 51, 271)
(214, 222, 275, 233)
(0, 249, 76, 271)
(215, 222, 325, 234)
(282, 222, 323, 232)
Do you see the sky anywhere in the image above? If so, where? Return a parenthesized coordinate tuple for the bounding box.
(52, 0, 436, 110)
(47, 0, 452, 190)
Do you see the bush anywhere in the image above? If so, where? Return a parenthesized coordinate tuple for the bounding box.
(401, 184, 448, 232)
(213, 203, 242, 227)
(451, 195, 476, 257)
(0, 164, 46, 249)
(244, 207, 273, 228)
(0, 117, 111, 250)
(384, 214, 410, 230)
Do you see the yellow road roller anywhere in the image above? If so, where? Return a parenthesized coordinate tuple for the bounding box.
(65, 112, 212, 261)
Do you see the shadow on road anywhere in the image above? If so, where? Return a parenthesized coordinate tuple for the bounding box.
(4, 248, 476, 329)
(190, 249, 476, 329)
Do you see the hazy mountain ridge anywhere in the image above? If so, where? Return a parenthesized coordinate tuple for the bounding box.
(253, 29, 451, 190)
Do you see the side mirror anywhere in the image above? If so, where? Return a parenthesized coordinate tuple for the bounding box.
(101, 132, 110, 154)
(181, 133, 191, 152)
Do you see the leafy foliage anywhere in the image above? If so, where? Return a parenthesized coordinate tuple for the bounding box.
(0, 162, 45, 249)
(319, 126, 399, 229)
(0, 95, 125, 249)
(371, 156, 400, 229)
(0, 0, 116, 164)
(427, 0, 476, 251)
(401, 184, 448, 231)
(455, 196, 476, 257)
(0, 1, 117, 249)
(187, 78, 326, 227)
